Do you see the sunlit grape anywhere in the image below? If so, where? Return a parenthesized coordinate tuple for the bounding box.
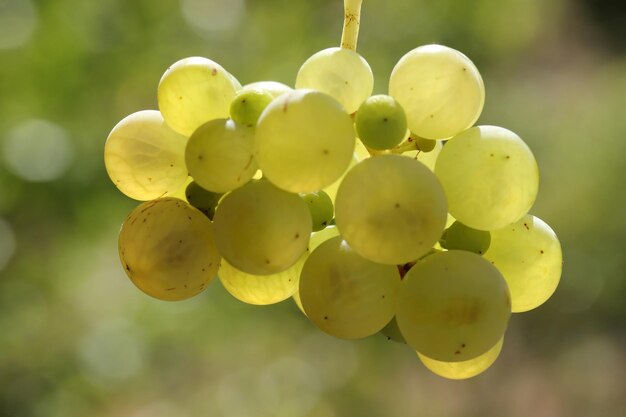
(300, 191, 334, 232)
(355, 95, 407, 150)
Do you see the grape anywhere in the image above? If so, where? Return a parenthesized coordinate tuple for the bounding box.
(309, 225, 340, 251)
(213, 179, 312, 275)
(157, 57, 239, 136)
(335, 154, 448, 265)
(418, 337, 504, 379)
(184, 181, 222, 219)
(118, 198, 221, 301)
(415, 137, 436, 152)
(484, 215, 562, 312)
(300, 191, 334, 232)
(167, 176, 193, 201)
(185, 118, 258, 193)
(389, 44, 485, 139)
(434, 125, 539, 231)
(323, 153, 358, 202)
(242, 81, 292, 98)
(218, 253, 307, 305)
(403, 139, 443, 172)
(295, 47, 373, 113)
(104, 110, 188, 201)
(440, 221, 491, 255)
(255, 89, 355, 193)
(229, 89, 275, 127)
(299, 236, 400, 339)
(381, 317, 406, 343)
(355, 95, 407, 150)
(396, 250, 511, 362)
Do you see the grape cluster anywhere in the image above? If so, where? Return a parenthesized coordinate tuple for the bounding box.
(105, 38, 561, 379)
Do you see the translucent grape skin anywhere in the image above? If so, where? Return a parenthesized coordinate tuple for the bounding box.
(484, 215, 562, 312)
(396, 250, 511, 362)
(418, 337, 504, 380)
(158, 57, 240, 136)
(104, 110, 188, 201)
(242, 81, 293, 98)
(300, 190, 334, 232)
(389, 44, 485, 140)
(335, 154, 448, 265)
(218, 253, 307, 306)
(255, 89, 355, 193)
(402, 139, 442, 172)
(118, 198, 221, 301)
(229, 89, 275, 127)
(440, 221, 491, 255)
(299, 236, 401, 339)
(213, 179, 312, 275)
(295, 47, 374, 114)
(185, 119, 258, 193)
(435, 125, 539, 231)
(355, 95, 408, 150)
(184, 181, 222, 220)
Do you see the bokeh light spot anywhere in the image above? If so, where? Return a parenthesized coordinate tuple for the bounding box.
(2, 119, 74, 182)
(180, 0, 246, 35)
(0, 0, 38, 50)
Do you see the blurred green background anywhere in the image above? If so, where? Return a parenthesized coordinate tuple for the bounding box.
(1, 0, 625, 415)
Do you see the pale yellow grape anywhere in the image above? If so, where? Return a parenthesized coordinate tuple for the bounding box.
(185, 119, 257, 193)
(242, 81, 292, 98)
(323, 153, 358, 202)
(158, 57, 239, 136)
(403, 139, 443, 172)
(218, 253, 307, 305)
(484, 215, 562, 312)
(335, 154, 448, 265)
(396, 250, 511, 362)
(167, 176, 193, 202)
(255, 90, 355, 193)
(118, 198, 221, 301)
(104, 110, 188, 201)
(213, 180, 312, 275)
(299, 237, 401, 339)
(389, 44, 485, 139)
(418, 337, 504, 379)
(435, 125, 539, 231)
(296, 47, 374, 113)
(292, 225, 340, 315)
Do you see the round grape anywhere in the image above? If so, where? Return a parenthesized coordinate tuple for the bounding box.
(355, 95, 407, 150)
(229, 89, 275, 127)
(184, 181, 222, 219)
(300, 191, 334, 232)
(440, 221, 491, 255)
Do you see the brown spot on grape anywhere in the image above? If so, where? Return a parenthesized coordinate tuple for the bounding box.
(211, 68, 218, 76)
(461, 343, 466, 348)
(179, 240, 183, 244)
(540, 250, 544, 254)
(505, 155, 511, 159)
(382, 295, 386, 299)
(321, 221, 327, 226)
(395, 203, 400, 208)
(523, 223, 529, 230)
(383, 117, 388, 122)
(179, 96, 183, 100)
(148, 177, 152, 182)
(202, 268, 205, 272)
(455, 350, 461, 355)
(184, 284, 188, 288)
(188, 216, 192, 220)
(324, 316, 328, 320)
(170, 164, 174, 167)
(265, 259, 270, 264)
(322, 149, 329, 155)
(490, 153, 494, 157)
(429, 114, 434, 118)
(295, 233, 300, 239)
(165, 287, 176, 291)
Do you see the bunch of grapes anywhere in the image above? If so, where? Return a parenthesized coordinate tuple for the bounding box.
(104, 0, 562, 380)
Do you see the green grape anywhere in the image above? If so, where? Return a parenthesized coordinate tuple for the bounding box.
(295, 47, 373, 113)
(218, 253, 306, 305)
(381, 316, 406, 343)
(299, 236, 401, 339)
(434, 125, 539, 231)
(355, 95, 407, 150)
(484, 215, 562, 312)
(184, 181, 222, 219)
(335, 154, 448, 265)
(229, 89, 275, 127)
(309, 225, 340, 251)
(396, 250, 511, 362)
(104, 110, 188, 201)
(242, 81, 292, 98)
(415, 137, 436, 152)
(118, 198, 221, 301)
(389, 44, 485, 139)
(185, 119, 258, 193)
(440, 221, 491, 255)
(300, 191, 334, 232)
(255, 89, 355, 193)
(213, 179, 312, 275)
(158, 57, 239, 136)
(403, 139, 443, 172)
(418, 337, 504, 380)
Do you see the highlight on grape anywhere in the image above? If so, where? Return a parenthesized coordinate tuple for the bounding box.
(104, 0, 562, 379)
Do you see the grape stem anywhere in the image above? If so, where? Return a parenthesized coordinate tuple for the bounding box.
(341, 0, 363, 51)
(389, 139, 419, 154)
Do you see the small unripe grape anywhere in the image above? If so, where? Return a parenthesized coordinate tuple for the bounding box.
(416, 137, 436, 152)
(355, 95, 407, 150)
(229, 89, 275, 127)
(300, 190, 334, 232)
(440, 221, 491, 255)
(184, 181, 222, 219)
